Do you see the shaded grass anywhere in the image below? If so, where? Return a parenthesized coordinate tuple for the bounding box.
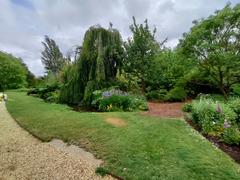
(6, 90, 240, 179)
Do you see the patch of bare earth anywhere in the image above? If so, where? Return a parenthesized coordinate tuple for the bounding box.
(0, 102, 114, 180)
(105, 118, 127, 127)
(145, 102, 185, 118)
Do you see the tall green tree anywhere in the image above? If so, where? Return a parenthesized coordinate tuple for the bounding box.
(41, 35, 65, 75)
(123, 17, 161, 93)
(146, 49, 195, 91)
(0, 51, 27, 91)
(60, 26, 123, 105)
(179, 4, 240, 98)
(18, 58, 36, 87)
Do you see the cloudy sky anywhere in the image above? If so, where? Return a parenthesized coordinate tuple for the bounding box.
(0, 0, 239, 76)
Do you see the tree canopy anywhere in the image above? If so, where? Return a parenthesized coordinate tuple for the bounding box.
(123, 17, 161, 93)
(179, 4, 240, 98)
(41, 35, 66, 75)
(0, 51, 27, 91)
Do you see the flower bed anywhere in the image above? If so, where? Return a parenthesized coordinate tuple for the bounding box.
(183, 96, 240, 163)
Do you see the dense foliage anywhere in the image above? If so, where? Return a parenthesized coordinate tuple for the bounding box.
(0, 51, 28, 90)
(180, 4, 240, 98)
(27, 83, 61, 103)
(184, 96, 240, 145)
(123, 17, 160, 93)
(60, 26, 123, 106)
(91, 88, 148, 111)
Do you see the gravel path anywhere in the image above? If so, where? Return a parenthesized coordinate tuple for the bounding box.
(0, 102, 113, 180)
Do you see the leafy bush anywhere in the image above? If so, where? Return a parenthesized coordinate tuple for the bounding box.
(92, 88, 148, 112)
(27, 83, 61, 103)
(146, 89, 167, 101)
(182, 103, 192, 112)
(228, 98, 240, 125)
(196, 93, 225, 102)
(190, 98, 237, 135)
(223, 127, 240, 145)
(0, 51, 27, 90)
(164, 87, 187, 102)
(185, 97, 240, 144)
(231, 84, 240, 97)
(99, 95, 131, 111)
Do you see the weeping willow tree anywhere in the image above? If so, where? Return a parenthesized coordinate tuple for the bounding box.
(60, 25, 123, 106)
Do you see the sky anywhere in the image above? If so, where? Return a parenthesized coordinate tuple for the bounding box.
(0, 0, 239, 76)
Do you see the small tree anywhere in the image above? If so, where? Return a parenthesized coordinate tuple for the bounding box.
(124, 17, 161, 93)
(180, 4, 240, 98)
(41, 35, 65, 75)
(0, 51, 27, 91)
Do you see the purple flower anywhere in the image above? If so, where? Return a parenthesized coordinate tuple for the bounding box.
(223, 119, 231, 128)
(216, 104, 222, 113)
(102, 89, 128, 98)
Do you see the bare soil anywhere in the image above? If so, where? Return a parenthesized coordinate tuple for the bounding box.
(105, 117, 127, 127)
(145, 102, 185, 118)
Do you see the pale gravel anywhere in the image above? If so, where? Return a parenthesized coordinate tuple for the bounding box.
(0, 102, 114, 180)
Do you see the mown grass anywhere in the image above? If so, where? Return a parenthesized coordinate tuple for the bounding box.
(6, 90, 240, 179)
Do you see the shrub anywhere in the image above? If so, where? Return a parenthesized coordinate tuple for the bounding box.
(231, 84, 240, 97)
(129, 94, 148, 111)
(222, 127, 240, 145)
(228, 98, 240, 125)
(196, 93, 225, 102)
(92, 88, 148, 112)
(164, 87, 187, 102)
(146, 89, 167, 101)
(45, 91, 60, 103)
(190, 98, 237, 135)
(182, 103, 192, 112)
(27, 83, 61, 103)
(99, 95, 131, 111)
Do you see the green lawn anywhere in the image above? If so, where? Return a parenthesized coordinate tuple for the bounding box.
(6, 90, 240, 179)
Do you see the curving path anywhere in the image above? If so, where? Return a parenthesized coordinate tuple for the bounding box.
(0, 102, 113, 180)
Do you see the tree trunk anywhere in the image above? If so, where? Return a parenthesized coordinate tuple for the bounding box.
(219, 84, 228, 100)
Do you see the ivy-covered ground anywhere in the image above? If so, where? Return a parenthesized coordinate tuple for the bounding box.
(6, 90, 240, 179)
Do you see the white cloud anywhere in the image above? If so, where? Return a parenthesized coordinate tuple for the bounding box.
(0, 0, 238, 76)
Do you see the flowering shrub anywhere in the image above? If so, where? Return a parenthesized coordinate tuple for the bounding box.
(186, 96, 240, 144)
(92, 88, 148, 112)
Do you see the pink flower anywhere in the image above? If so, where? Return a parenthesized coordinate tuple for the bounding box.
(216, 104, 222, 113)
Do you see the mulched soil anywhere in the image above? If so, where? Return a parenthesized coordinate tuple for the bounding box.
(145, 102, 240, 164)
(206, 135, 240, 164)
